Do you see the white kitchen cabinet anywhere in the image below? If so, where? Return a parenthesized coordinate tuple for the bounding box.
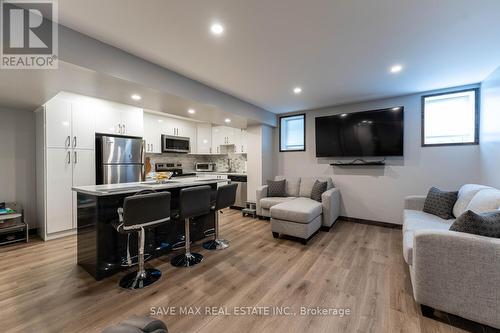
(36, 95, 97, 241)
(46, 148, 73, 234)
(45, 99, 72, 149)
(196, 123, 212, 154)
(143, 113, 162, 153)
(121, 107, 144, 137)
(72, 103, 96, 150)
(234, 129, 248, 154)
(94, 104, 121, 135)
(95, 103, 143, 137)
(211, 126, 225, 154)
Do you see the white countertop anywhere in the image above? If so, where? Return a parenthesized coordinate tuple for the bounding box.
(195, 171, 247, 176)
(72, 177, 227, 196)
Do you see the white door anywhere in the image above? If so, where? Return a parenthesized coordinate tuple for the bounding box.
(240, 129, 248, 153)
(72, 149, 95, 228)
(143, 113, 162, 153)
(46, 148, 73, 234)
(196, 123, 212, 154)
(72, 103, 95, 150)
(95, 105, 121, 135)
(121, 108, 144, 137)
(163, 117, 180, 136)
(45, 99, 72, 149)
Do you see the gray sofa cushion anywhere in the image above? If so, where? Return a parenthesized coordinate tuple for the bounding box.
(450, 210, 500, 238)
(423, 187, 458, 219)
(275, 176, 301, 197)
(453, 184, 492, 218)
(267, 179, 286, 197)
(299, 177, 333, 198)
(310, 180, 327, 202)
(260, 197, 296, 209)
(270, 197, 322, 223)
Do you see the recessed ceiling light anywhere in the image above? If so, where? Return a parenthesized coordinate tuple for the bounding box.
(210, 23, 224, 35)
(224, 118, 231, 123)
(131, 94, 142, 101)
(293, 87, 302, 94)
(188, 108, 196, 114)
(158, 119, 163, 123)
(390, 64, 403, 73)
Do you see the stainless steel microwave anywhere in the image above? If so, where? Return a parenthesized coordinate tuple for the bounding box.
(161, 134, 190, 153)
(195, 162, 215, 172)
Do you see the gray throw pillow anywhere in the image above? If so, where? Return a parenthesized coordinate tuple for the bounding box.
(423, 187, 458, 219)
(450, 210, 500, 238)
(310, 180, 327, 202)
(267, 179, 286, 197)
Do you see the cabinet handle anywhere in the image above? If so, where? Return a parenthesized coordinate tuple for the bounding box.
(123, 124, 126, 134)
(66, 136, 70, 148)
(118, 124, 122, 134)
(73, 136, 77, 148)
(74, 151, 77, 164)
(67, 151, 71, 164)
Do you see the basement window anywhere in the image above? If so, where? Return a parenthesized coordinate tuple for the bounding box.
(280, 114, 305, 152)
(422, 89, 479, 146)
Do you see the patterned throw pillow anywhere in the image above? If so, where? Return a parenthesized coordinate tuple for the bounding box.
(423, 187, 458, 219)
(310, 180, 327, 202)
(267, 179, 286, 197)
(450, 210, 500, 238)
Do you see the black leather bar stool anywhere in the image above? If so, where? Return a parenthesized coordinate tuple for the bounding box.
(171, 185, 211, 268)
(114, 190, 171, 289)
(203, 183, 238, 250)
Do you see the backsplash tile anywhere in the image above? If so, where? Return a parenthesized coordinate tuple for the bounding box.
(146, 151, 247, 173)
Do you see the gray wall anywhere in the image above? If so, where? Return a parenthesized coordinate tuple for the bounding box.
(0, 108, 36, 228)
(480, 66, 500, 188)
(275, 85, 482, 225)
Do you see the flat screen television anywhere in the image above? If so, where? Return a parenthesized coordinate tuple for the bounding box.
(315, 107, 404, 157)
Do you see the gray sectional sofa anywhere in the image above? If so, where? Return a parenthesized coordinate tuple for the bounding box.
(256, 176, 340, 243)
(403, 184, 500, 329)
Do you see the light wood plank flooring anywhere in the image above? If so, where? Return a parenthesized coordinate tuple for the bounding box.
(0, 210, 492, 333)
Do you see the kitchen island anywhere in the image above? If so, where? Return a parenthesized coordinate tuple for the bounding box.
(72, 177, 226, 280)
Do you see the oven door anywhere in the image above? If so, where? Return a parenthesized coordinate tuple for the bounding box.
(162, 135, 190, 153)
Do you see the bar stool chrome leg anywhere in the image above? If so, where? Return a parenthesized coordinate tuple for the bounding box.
(171, 218, 203, 267)
(203, 210, 229, 250)
(120, 227, 161, 289)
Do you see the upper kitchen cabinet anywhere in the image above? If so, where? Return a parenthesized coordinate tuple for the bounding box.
(72, 103, 96, 150)
(45, 99, 72, 149)
(234, 129, 248, 154)
(95, 103, 143, 137)
(45, 98, 96, 150)
(212, 126, 247, 154)
(162, 117, 196, 139)
(143, 113, 162, 153)
(196, 123, 212, 154)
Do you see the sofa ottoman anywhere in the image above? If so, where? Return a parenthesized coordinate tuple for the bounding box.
(270, 197, 322, 244)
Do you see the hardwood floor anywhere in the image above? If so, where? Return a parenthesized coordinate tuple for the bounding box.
(0, 210, 492, 333)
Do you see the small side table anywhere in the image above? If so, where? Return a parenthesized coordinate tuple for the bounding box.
(0, 202, 28, 246)
(242, 201, 257, 218)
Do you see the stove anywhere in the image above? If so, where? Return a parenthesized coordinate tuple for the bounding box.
(155, 163, 196, 177)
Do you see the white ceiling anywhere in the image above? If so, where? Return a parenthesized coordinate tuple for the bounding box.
(58, 0, 500, 113)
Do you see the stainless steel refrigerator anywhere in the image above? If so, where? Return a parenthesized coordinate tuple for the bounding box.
(96, 135, 144, 184)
